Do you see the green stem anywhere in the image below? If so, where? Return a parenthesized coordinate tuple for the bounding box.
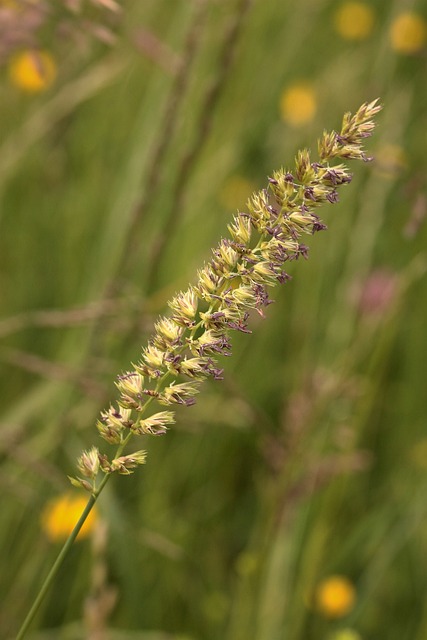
(15, 417, 144, 640)
(15, 476, 109, 640)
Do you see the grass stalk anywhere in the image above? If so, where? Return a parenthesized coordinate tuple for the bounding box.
(14, 99, 380, 639)
(15, 491, 100, 640)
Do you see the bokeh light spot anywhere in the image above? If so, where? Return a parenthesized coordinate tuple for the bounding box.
(41, 493, 98, 542)
(279, 83, 317, 127)
(389, 13, 427, 54)
(8, 49, 57, 93)
(334, 2, 375, 41)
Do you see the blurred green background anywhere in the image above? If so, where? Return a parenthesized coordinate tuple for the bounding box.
(1, 1, 427, 639)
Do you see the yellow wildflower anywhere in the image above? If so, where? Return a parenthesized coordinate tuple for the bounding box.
(329, 630, 362, 640)
(374, 143, 407, 179)
(279, 83, 317, 127)
(410, 437, 427, 470)
(315, 575, 356, 618)
(41, 493, 98, 542)
(333, 2, 375, 41)
(1, 0, 20, 7)
(389, 13, 427, 54)
(8, 49, 57, 93)
(219, 175, 256, 211)
(235, 551, 259, 576)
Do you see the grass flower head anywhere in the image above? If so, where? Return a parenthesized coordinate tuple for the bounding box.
(69, 100, 382, 495)
(17, 99, 381, 640)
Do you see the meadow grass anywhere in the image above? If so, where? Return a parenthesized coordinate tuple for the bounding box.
(1, 2, 427, 639)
